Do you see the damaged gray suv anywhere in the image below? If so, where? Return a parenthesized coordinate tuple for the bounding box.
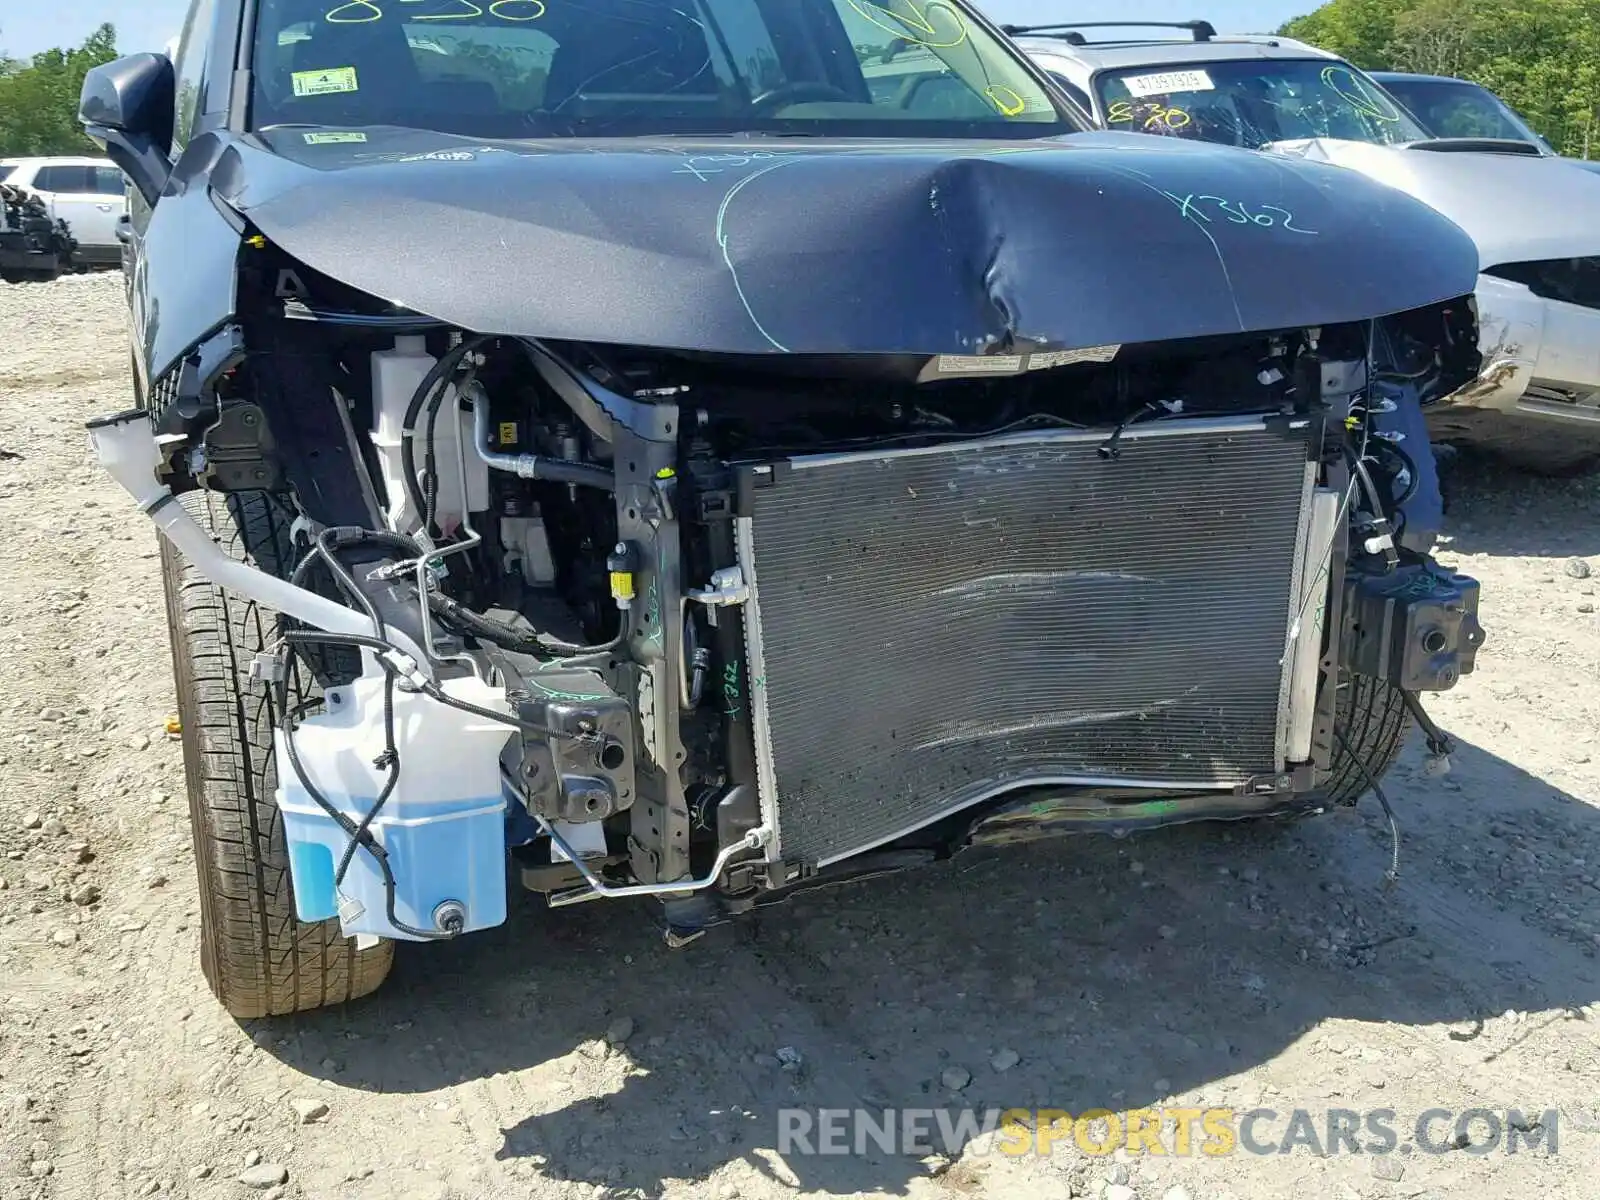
(81, 0, 1485, 1016)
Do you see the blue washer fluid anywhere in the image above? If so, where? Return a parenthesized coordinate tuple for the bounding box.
(274, 672, 517, 941)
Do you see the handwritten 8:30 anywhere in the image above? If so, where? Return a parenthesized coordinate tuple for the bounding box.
(1107, 100, 1191, 131)
(325, 0, 545, 23)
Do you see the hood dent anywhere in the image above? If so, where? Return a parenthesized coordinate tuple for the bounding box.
(219, 130, 1481, 354)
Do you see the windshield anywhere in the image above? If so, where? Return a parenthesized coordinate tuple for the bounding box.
(1377, 77, 1548, 148)
(1094, 58, 1429, 149)
(249, 0, 1071, 139)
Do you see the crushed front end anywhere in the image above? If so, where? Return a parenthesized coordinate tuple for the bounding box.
(91, 265, 1485, 943)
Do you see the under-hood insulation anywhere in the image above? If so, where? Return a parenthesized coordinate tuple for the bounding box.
(214, 128, 1479, 355)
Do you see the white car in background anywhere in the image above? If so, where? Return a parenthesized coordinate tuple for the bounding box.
(0, 156, 128, 268)
(1012, 22, 1600, 474)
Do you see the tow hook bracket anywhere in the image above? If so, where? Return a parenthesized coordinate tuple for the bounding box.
(197, 401, 282, 492)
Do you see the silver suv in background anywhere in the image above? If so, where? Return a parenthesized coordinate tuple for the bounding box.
(0, 156, 129, 268)
(1012, 22, 1600, 474)
(1369, 71, 1600, 177)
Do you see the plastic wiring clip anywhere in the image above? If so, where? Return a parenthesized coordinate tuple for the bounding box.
(651, 467, 679, 522)
(248, 651, 288, 687)
(1361, 516, 1402, 570)
(379, 649, 429, 690)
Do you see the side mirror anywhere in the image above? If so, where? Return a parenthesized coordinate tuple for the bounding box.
(79, 53, 176, 207)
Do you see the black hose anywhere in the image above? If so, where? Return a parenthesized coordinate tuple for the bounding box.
(533, 628, 627, 657)
(1334, 727, 1401, 886)
(427, 591, 545, 652)
(1349, 451, 1390, 521)
(1370, 437, 1421, 508)
(315, 527, 390, 638)
(427, 590, 626, 658)
(511, 456, 617, 492)
(1401, 689, 1456, 758)
(400, 333, 495, 538)
(272, 643, 454, 941)
(279, 629, 581, 742)
(333, 668, 399, 887)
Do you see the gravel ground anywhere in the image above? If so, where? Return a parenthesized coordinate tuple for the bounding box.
(2, 273, 1599, 1200)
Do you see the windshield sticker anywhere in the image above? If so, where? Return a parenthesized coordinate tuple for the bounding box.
(1320, 66, 1404, 122)
(325, 0, 545, 23)
(934, 354, 1026, 375)
(292, 66, 359, 96)
(303, 131, 369, 144)
(1122, 69, 1215, 98)
(1028, 346, 1121, 370)
(985, 86, 1028, 117)
(1160, 191, 1319, 235)
(844, 0, 969, 49)
(1107, 100, 1191, 131)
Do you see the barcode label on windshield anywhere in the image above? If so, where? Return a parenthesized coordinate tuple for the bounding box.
(1122, 69, 1215, 97)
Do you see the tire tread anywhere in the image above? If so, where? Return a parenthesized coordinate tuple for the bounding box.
(162, 489, 392, 1019)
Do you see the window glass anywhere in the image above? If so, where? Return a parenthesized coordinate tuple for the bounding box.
(250, 0, 1073, 139)
(1378, 78, 1544, 145)
(1094, 58, 1428, 149)
(0, 165, 15, 182)
(1043, 70, 1090, 113)
(173, 0, 220, 151)
(35, 166, 92, 194)
(94, 166, 127, 195)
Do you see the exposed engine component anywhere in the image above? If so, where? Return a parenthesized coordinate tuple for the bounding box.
(1343, 566, 1485, 693)
(90, 249, 1487, 944)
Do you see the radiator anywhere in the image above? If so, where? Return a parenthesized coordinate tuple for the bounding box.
(735, 417, 1318, 868)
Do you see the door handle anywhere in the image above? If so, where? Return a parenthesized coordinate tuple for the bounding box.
(97, 204, 113, 211)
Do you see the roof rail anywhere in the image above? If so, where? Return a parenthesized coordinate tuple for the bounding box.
(1002, 20, 1218, 45)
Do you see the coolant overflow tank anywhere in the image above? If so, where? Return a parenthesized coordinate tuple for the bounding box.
(274, 673, 516, 942)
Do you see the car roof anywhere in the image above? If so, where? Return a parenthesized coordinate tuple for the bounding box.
(1013, 33, 1338, 72)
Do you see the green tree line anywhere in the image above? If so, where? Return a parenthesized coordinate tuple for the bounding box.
(1282, 0, 1600, 157)
(0, 24, 117, 157)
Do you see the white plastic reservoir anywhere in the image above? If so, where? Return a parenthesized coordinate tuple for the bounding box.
(370, 336, 490, 535)
(275, 671, 516, 941)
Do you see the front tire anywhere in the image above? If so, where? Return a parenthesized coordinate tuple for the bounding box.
(162, 489, 393, 1018)
(1316, 674, 1414, 807)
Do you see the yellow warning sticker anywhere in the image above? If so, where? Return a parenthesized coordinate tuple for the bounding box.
(292, 66, 359, 97)
(303, 131, 368, 144)
(498, 422, 519, 445)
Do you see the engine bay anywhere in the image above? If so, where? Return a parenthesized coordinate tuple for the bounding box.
(95, 245, 1486, 942)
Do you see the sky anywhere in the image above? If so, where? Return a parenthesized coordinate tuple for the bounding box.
(0, 0, 1314, 58)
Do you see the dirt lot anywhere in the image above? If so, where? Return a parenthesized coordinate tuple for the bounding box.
(1, 273, 1598, 1200)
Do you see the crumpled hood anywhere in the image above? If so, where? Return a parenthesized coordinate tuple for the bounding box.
(1266, 138, 1600, 268)
(212, 127, 1479, 356)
